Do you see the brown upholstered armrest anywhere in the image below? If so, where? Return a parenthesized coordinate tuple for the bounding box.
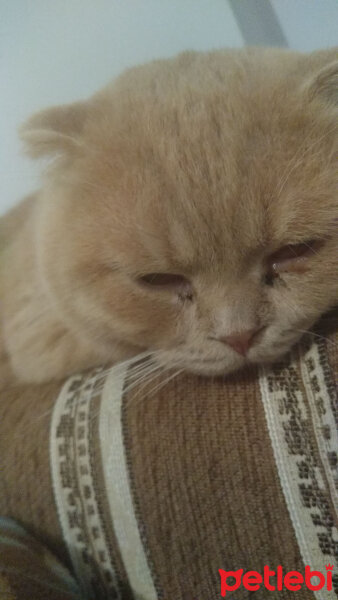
(1, 327, 337, 599)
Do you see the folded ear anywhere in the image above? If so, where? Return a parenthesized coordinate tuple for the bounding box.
(19, 101, 87, 158)
(306, 59, 338, 106)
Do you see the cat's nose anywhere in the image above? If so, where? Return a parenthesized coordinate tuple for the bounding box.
(216, 328, 259, 356)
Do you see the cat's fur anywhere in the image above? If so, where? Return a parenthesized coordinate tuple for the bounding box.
(1, 47, 338, 383)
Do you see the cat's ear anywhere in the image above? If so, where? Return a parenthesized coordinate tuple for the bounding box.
(305, 60, 338, 106)
(19, 101, 87, 158)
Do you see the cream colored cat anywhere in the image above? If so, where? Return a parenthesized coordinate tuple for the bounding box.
(1, 47, 338, 383)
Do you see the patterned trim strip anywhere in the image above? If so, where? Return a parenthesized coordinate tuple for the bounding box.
(259, 340, 338, 600)
(99, 364, 158, 600)
(300, 340, 338, 506)
(50, 370, 121, 600)
(51, 361, 158, 599)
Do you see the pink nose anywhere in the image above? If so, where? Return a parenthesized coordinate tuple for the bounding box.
(217, 329, 259, 356)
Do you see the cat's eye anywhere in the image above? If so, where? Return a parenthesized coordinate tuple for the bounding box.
(265, 239, 322, 283)
(137, 273, 193, 300)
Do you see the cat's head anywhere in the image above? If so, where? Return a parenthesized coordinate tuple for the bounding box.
(21, 48, 338, 375)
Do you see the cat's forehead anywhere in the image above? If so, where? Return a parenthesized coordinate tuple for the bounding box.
(91, 117, 336, 274)
(87, 50, 338, 268)
(128, 116, 336, 266)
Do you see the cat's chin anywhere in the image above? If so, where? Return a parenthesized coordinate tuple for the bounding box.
(177, 357, 245, 377)
(170, 337, 303, 377)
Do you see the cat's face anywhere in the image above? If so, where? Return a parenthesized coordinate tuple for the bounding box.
(24, 48, 338, 375)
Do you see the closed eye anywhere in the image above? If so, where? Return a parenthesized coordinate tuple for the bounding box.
(136, 272, 193, 300)
(265, 239, 323, 283)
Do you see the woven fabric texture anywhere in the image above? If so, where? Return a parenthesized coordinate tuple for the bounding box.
(0, 320, 337, 599)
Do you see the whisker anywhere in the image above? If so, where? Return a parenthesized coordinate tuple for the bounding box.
(125, 367, 183, 412)
(89, 351, 155, 384)
(294, 328, 338, 350)
(88, 354, 168, 421)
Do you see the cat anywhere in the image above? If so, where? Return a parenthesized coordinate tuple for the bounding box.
(1, 46, 337, 384)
